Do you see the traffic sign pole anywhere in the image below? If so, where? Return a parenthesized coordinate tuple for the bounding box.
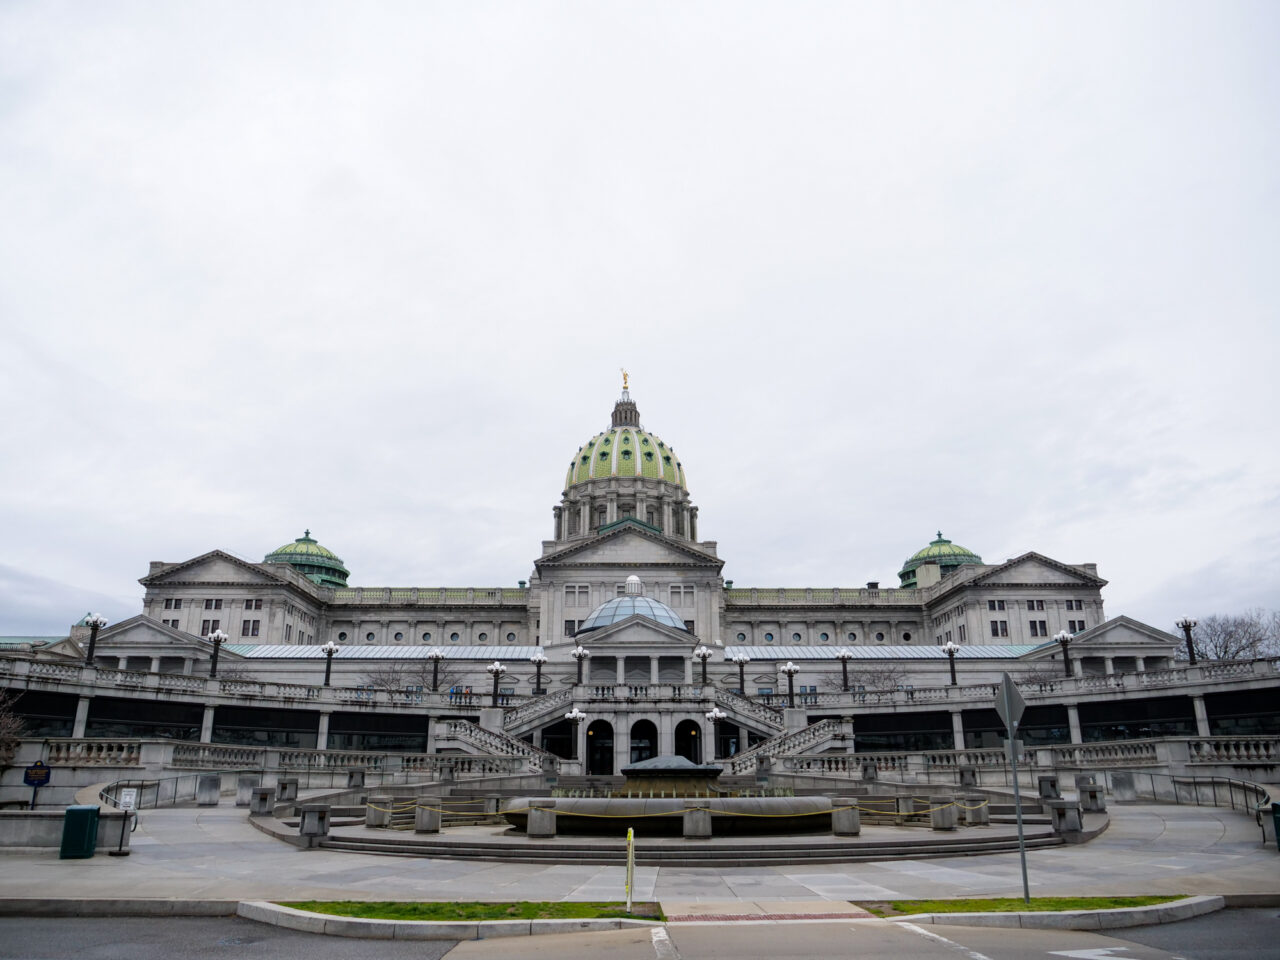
(997, 674, 1031, 905)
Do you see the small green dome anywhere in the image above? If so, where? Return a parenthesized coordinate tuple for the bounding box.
(264, 530, 350, 587)
(898, 532, 983, 588)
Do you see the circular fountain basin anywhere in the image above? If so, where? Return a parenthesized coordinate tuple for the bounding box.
(501, 795, 833, 836)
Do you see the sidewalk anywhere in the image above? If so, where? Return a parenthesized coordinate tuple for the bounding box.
(0, 804, 1273, 906)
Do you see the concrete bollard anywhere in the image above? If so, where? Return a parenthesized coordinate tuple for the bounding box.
(1045, 798, 1083, 834)
(365, 796, 393, 828)
(958, 766, 978, 788)
(527, 801, 557, 838)
(1080, 785, 1107, 813)
(1110, 771, 1137, 802)
(930, 796, 957, 831)
(896, 796, 919, 820)
(347, 768, 366, 789)
(276, 778, 299, 802)
(964, 794, 990, 826)
(683, 807, 712, 839)
(197, 774, 221, 807)
(414, 797, 442, 834)
(1037, 774, 1061, 799)
(236, 775, 259, 807)
(860, 761, 878, 782)
(832, 798, 861, 836)
(299, 803, 330, 847)
(249, 786, 276, 816)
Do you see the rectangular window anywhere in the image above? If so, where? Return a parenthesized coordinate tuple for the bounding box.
(684, 621, 695, 632)
(670, 585, 695, 607)
(241, 620, 252, 636)
(991, 620, 1000, 637)
(201, 619, 210, 635)
(173, 598, 181, 609)
(211, 619, 219, 632)
(164, 598, 173, 609)
(245, 598, 262, 610)
(998, 600, 1006, 611)
(284, 624, 292, 641)
(251, 620, 260, 637)
(992, 620, 1007, 637)
(564, 620, 577, 637)
(958, 624, 966, 642)
(1038, 620, 1047, 635)
(757, 687, 774, 696)
(987, 600, 995, 611)
(564, 585, 589, 608)
(204, 599, 212, 609)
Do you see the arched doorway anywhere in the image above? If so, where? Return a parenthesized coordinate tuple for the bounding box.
(674, 718, 701, 764)
(586, 719, 614, 775)
(630, 719, 657, 764)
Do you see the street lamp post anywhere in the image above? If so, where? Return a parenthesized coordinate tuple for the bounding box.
(835, 647, 853, 692)
(564, 707, 587, 760)
(208, 629, 229, 679)
(705, 707, 727, 760)
(571, 645, 590, 684)
(83, 614, 108, 667)
(694, 645, 713, 685)
(425, 647, 445, 691)
(1175, 617, 1198, 666)
(780, 661, 800, 709)
(1053, 630, 1073, 678)
(942, 640, 960, 686)
(487, 661, 507, 707)
(530, 650, 548, 694)
(732, 652, 750, 696)
(321, 640, 339, 687)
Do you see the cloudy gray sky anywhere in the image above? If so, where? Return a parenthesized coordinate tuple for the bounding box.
(2, 2, 1276, 638)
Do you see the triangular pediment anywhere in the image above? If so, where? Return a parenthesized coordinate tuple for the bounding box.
(972, 553, 1106, 587)
(574, 614, 702, 647)
(1068, 616, 1181, 648)
(537, 526, 723, 570)
(140, 550, 296, 588)
(98, 615, 206, 648)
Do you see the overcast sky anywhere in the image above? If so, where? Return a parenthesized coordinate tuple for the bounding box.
(2, 2, 1276, 638)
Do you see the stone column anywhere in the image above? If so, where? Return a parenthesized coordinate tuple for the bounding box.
(616, 658, 626, 685)
(1135, 656, 1146, 672)
(950, 711, 966, 751)
(615, 723, 630, 772)
(150, 656, 161, 673)
(1103, 656, 1114, 675)
(1192, 695, 1211, 737)
(1066, 704, 1082, 744)
(200, 705, 215, 742)
(606, 493, 618, 523)
(684, 658, 693, 684)
(658, 711, 675, 756)
(662, 501, 673, 534)
(649, 657, 660, 685)
(553, 506, 563, 540)
(316, 712, 331, 751)
(689, 507, 698, 541)
(73, 696, 91, 738)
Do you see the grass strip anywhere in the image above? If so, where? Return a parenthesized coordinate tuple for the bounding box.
(278, 900, 663, 922)
(859, 895, 1182, 917)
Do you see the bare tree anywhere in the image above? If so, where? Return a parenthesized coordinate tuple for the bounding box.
(0, 690, 25, 771)
(818, 663, 910, 692)
(359, 659, 470, 693)
(1175, 609, 1280, 661)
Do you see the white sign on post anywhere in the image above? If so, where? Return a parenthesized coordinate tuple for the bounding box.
(119, 788, 138, 811)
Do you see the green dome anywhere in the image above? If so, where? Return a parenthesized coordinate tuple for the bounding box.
(264, 530, 350, 587)
(565, 426, 687, 490)
(898, 532, 983, 588)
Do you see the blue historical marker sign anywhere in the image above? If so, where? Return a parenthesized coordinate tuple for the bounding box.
(23, 761, 51, 787)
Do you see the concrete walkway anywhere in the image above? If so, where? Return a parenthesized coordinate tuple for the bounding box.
(0, 803, 1274, 908)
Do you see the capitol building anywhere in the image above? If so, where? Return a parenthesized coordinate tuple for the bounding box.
(4, 383, 1275, 779)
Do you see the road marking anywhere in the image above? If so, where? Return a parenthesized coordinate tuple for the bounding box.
(1048, 950, 1134, 958)
(652, 926, 681, 960)
(898, 922, 996, 960)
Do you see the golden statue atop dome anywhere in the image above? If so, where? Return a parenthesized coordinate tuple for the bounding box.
(621, 368, 629, 390)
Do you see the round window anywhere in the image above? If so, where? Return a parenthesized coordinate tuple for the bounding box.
(421, 632, 431, 642)
(450, 632, 459, 643)
(847, 632, 856, 642)
(736, 632, 746, 642)
(394, 632, 404, 642)
(902, 632, 911, 642)
(764, 632, 774, 642)
(365, 632, 375, 643)
(791, 633, 801, 642)
(337, 632, 347, 642)
(478, 632, 488, 642)
(506, 632, 516, 642)
(819, 632, 829, 642)
(875, 632, 885, 641)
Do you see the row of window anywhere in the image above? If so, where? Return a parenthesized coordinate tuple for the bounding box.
(563, 584, 697, 607)
(730, 630, 902, 644)
(241, 620, 261, 637)
(990, 619, 1089, 638)
(988, 598, 1089, 611)
(330, 630, 523, 644)
(163, 597, 265, 611)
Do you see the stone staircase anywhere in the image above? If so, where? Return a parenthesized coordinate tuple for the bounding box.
(434, 720, 559, 774)
(501, 689, 574, 736)
(723, 719, 848, 775)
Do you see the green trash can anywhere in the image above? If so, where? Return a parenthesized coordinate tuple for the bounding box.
(60, 805, 100, 859)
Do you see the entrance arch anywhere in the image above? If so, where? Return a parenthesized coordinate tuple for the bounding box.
(629, 719, 657, 764)
(586, 719, 614, 775)
(674, 718, 701, 764)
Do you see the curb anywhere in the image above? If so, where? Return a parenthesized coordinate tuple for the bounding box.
(0, 899, 238, 917)
(236, 900, 660, 940)
(890, 895, 1224, 930)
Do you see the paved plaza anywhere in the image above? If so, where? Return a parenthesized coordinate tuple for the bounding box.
(0, 802, 1274, 909)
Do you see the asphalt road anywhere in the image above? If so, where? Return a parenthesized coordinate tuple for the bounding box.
(1, 910, 1277, 960)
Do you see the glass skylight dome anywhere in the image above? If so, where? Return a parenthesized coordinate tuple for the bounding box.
(575, 576, 689, 635)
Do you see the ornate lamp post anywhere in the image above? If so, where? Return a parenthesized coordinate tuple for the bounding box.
(780, 661, 800, 708)
(693, 645, 713, 685)
(835, 647, 853, 692)
(425, 647, 445, 691)
(530, 650, 548, 694)
(321, 640, 339, 686)
(705, 706, 727, 760)
(487, 660, 507, 707)
(1053, 630, 1073, 678)
(83, 613, 108, 667)
(564, 707, 587, 760)
(732, 652, 750, 695)
(208, 629, 229, 679)
(571, 645, 590, 684)
(1175, 616, 1198, 666)
(942, 640, 960, 686)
